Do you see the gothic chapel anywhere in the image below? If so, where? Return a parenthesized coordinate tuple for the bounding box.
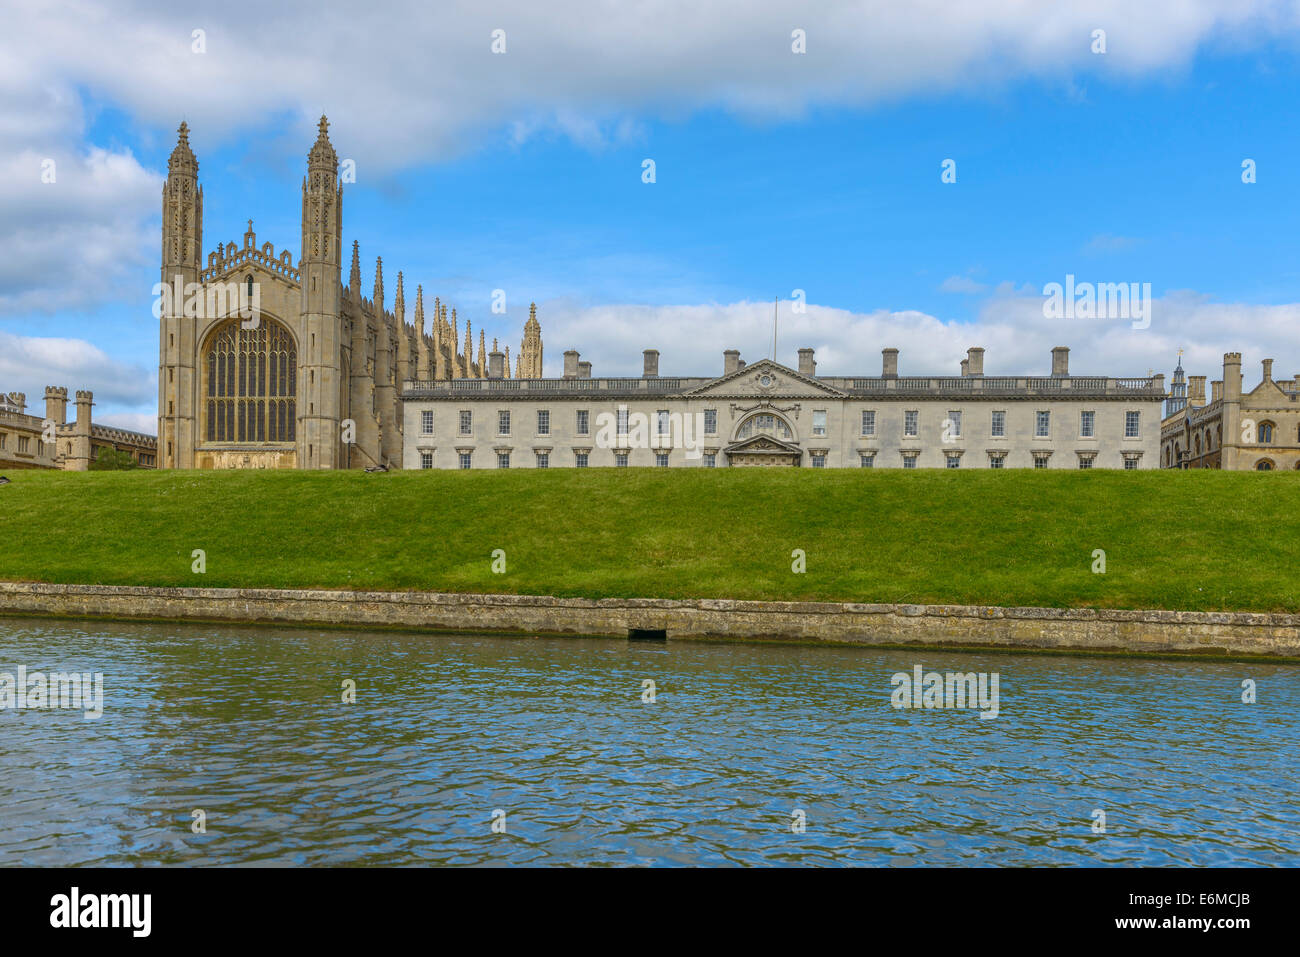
(157, 117, 544, 469)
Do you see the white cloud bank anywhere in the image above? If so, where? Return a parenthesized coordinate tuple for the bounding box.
(7, 0, 1299, 170)
(540, 290, 1300, 381)
(0, 332, 155, 407)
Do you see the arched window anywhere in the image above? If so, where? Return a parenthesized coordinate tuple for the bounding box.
(1194, 434, 1201, 455)
(735, 412, 794, 441)
(1259, 421, 1275, 444)
(204, 318, 296, 443)
(1256, 459, 1274, 471)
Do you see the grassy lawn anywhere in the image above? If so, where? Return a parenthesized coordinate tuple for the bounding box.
(0, 468, 1297, 612)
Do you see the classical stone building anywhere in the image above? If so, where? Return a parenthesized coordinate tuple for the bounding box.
(0, 388, 156, 470)
(157, 118, 544, 470)
(402, 345, 1164, 469)
(1161, 353, 1300, 470)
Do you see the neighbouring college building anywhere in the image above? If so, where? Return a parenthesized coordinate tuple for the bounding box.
(402, 345, 1166, 469)
(1161, 352, 1300, 470)
(0, 388, 156, 470)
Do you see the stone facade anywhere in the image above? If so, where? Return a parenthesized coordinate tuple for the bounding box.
(0, 388, 156, 470)
(402, 345, 1165, 469)
(157, 119, 544, 471)
(1161, 352, 1300, 470)
(1, 582, 1296, 659)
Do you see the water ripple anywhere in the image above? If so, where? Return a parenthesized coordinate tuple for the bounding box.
(0, 618, 1296, 866)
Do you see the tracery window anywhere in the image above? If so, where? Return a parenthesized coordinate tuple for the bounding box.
(204, 319, 296, 443)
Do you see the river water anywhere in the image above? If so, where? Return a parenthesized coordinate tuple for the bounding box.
(0, 618, 1295, 866)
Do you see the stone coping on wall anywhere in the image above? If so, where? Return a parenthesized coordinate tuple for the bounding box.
(2, 581, 1299, 660)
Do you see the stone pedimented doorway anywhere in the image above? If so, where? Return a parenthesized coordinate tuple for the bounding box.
(723, 434, 803, 466)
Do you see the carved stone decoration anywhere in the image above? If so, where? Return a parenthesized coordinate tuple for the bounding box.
(209, 450, 286, 469)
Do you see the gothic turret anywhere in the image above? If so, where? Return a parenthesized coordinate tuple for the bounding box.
(300, 114, 344, 468)
(415, 286, 430, 379)
(159, 121, 204, 468)
(519, 302, 543, 378)
(433, 297, 447, 380)
(394, 271, 410, 387)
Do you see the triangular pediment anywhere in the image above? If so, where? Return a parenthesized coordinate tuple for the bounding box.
(724, 433, 804, 455)
(683, 358, 847, 398)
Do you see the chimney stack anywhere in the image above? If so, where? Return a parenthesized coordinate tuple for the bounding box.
(578, 361, 592, 379)
(1188, 375, 1206, 407)
(967, 347, 984, 377)
(488, 349, 505, 379)
(1211, 380, 1223, 403)
(563, 349, 579, 379)
(724, 350, 740, 375)
(1262, 358, 1274, 382)
(882, 348, 898, 378)
(960, 359, 969, 376)
(798, 348, 816, 376)
(643, 349, 659, 378)
(1051, 346, 1069, 377)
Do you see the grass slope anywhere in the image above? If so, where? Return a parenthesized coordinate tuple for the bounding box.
(0, 469, 1297, 612)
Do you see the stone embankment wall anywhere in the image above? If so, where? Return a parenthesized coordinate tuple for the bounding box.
(2, 582, 1299, 659)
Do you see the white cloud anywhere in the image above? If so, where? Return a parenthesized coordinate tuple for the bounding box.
(6, 1, 1299, 171)
(0, 148, 160, 316)
(538, 290, 1300, 381)
(96, 411, 157, 434)
(0, 332, 155, 406)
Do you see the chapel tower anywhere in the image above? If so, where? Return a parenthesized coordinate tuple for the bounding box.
(159, 121, 203, 468)
(300, 115, 344, 469)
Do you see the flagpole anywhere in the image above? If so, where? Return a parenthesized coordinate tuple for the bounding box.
(772, 295, 778, 360)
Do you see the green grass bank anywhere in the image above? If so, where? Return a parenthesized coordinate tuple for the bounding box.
(0, 468, 1297, 613)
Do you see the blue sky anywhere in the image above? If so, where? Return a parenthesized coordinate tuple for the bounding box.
(5, 1, 1300, 430)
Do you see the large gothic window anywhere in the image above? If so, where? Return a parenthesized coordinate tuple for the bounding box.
(204, 319, 296, 443)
